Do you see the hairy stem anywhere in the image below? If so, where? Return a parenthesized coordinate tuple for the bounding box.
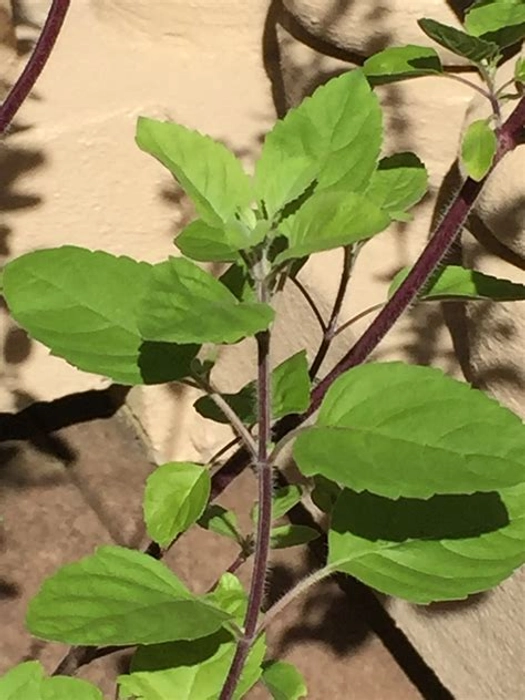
(0, 0, 70, 134)
(220, 282, 273, 699)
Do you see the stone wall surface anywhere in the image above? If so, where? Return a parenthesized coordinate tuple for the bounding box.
(1, 0, 524, 698)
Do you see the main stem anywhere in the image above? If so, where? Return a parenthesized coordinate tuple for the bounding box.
(0, 0, 70, 134)
(220, 277, 273, 700)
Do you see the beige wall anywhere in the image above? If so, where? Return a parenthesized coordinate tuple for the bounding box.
(1, 1, 524, 697)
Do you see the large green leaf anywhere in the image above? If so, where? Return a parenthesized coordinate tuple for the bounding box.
(175, 220, 241, 263)
(390, 264, 525, 301)
(257, 70, 382, 196)
(26, 546, 231, 645)
(2, 247, 198, 385)
(254, 154, 317, 220)
(293, 362, 525, 499)
(418, 18, 499, 63)
(465, 0, 525, 49)
(328, 484, 525, 603)
(275, 191, 390, 264)
(363, 45, 443, 84)
(136, 117, 253, 228)
(461, 119, 497, 181)
(144, 462, 211, 547)
(365, 153, 428, 219)
(262, 660, 308, 700)
(137, 257, 274, 345)
(0, 662, 103, 700)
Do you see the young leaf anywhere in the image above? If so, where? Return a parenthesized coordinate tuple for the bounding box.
(137, 257, 274, 345)
(119, 630, 266, 700)
(271, 350, 311, 418)
(390, 264, 525, 301)
(365, 153, 428, 218)
(0, 662, 104, 700)
(198, 504, 243, 543)
(144, 462, 211, 547)
(465, 1, 525, 49)
(293, 362, 525, 499)
(418, 18, 499, 63)
(461, 119, 497, 181)
(310, 475, 342, 514)
(262, 660, 308, 700)
(175, 220, 241, 263)
(2, 247, 198, 385)
(515, 56, 525, 82)
(254, 154, 318, 220)
(328, 484, 525, 603)
(363, 45, 443, 84)
(257, 70, 382, 197)
(136, 117, 252, 228)
(275, 190, 390, 264)
(252, 485, 303, 524)
(205, 573, 248, 621)
(26, 546, 231, 645)
(270, 524, 320, 549)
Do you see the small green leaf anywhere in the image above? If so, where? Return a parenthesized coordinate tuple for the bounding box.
(262, 660, 308, 700)
(0, 662, 104, 700)
(294, 362, 525, 499)
(515, 56, 525, 82)
(310, 475, 342, 514)
(328, 484, 525, 603)
(175, 220, 241, 263)
(363, 45, 443, 84)
(465, 1, 525, 49)
(205, 573, 247, 621)
(365, 153, 428, 217)
(144, 462, 211, 547)
(275, 191, 390, 264)
(461, 119, 497, 181)
(119, 631, 266, 700)
(138, 257, 274, 345)
(270, 524, 320, 549)
(136, 117, 252, 228)
(2, 247, 198, 385)
(258, 70, 382, 196)
(26, 546, 231, 645)
(198, 505, 243, 543)
(194, 384, 257, 425)
(254, 154, 317, 220)
(390, 264, 525, 301)
(252, 485, 303, 524)
(272, 350, 311, 418)
(418, 18, 499, 63)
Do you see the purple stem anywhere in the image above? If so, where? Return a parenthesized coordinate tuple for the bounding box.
(0, 0, 70, 134)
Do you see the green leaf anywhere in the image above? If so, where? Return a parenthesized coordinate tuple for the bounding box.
(175, 220, 241, 263)
(270, 524, 320, 549)
(262, 660, 307, 700)
(418, 18, 499, 62)
(258, 70, 382, 196)
(2, 247, 198, 385)
(205, 573, 247, 621)
(515, 56, 525, 82)
(271, 350, 311, 418)
(465, 0, 525, 49)
(328, 484, 525, 603)
(252, 485, 303, 524)
(254, 155, 317, 220)
(194, 384, 257, 425)
(119, 631, 266, 700)
(26, 546, 231, 645)
(310, 475, 342, 514)
(365, 153, 428, 217)
(275, 191, 390, 264)
(219, 263, 256, 303)
(198, 505, 243, 543)
(363, 45, 443, 84)
(137, 257, 274, 345)
(144, 462, 211, 547)
(136, 117, 252, 228)
(0, 662, 103, 700)
(461, 119, 497, 181)
(293, 362, 525, 499)
(390, 264, 525, 301)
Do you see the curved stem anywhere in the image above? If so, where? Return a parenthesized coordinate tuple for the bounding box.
(333, 301, 386, 338)
(0, 0, 70, 134)
(443, 72, 492, 102)
(290, 275, 327, 332)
